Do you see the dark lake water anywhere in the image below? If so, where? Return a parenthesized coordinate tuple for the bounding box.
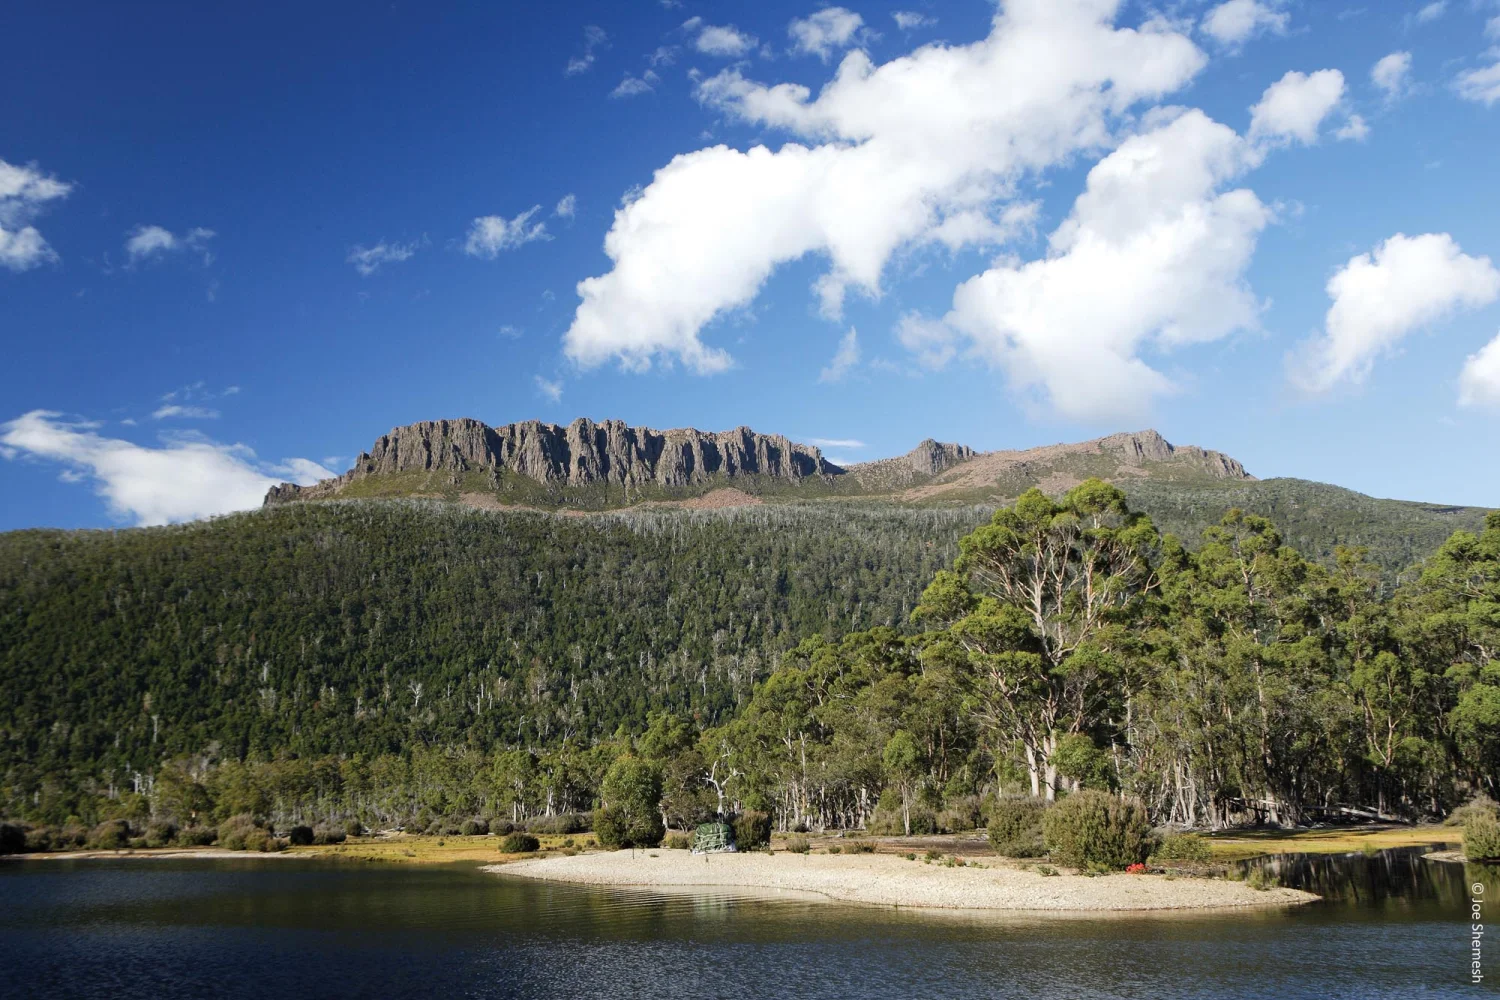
(0, 846, 1486, 999)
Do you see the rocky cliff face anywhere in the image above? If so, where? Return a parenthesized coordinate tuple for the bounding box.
(1096, 430, 1250, 479)
(265, 417, 842, 504)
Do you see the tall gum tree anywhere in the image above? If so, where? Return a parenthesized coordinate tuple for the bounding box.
(917, 480, 1161, 799)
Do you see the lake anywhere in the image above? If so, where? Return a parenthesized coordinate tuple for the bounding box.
(0, 846, 1484, 998)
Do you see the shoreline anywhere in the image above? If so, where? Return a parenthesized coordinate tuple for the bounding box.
(486, 849, 1319, 912)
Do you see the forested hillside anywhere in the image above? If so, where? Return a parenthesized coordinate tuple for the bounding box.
(0, 501, 985, 821)
(2, 487, 1496, 840)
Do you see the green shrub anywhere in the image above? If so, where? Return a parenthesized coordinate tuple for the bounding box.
(501, 832, 540, 853)
(459, 818, 489, 837)
(986, 796, 1048, 857)
(87, 819, 132, 850)
(24, 827, 54, 853)
(1465, 808, 1500, 861)
(344, 819, 365, 839)
(177, 826, 216, 847)
(1448, 795, 1498, 826)
(525, 813, 587, 835)
(217, 814, 275, 852)
(732, 811, 772, 851)
(592, 806, 664, 849)
(144, 821, 178, 848)
(665, 832, 691, 850)
(1245, 866, 1280, 891)
(845, 840, 876, 854)
(288, 825, 315, 846)
(313, 826, 347, 845)
(1041, 791, 1152, 870)
(1150, 832, 1213, 864)
(786, 834, 811, 854)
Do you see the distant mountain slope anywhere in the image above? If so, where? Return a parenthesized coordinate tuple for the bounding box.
(258, 418, 1489, 575)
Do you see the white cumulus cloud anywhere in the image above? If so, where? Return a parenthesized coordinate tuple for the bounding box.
(465, 207, 550, 258)
(0, 158, 73, 272)
(125, 224, 215, 265)
(1201, 0, 1288, 47)
(0, 410, 333, 526)
(900, 108, 1272, 422)
(534, 375, 563, 403)
(1248, 69, 1346, 146)
(555, 194, 577, 219)
(1416, 2, 1446, 24)
(1456, 59, 1500, 106)
(692, 22, 760, 57)
(346, 238, 420, 275)
(1291, 233, 1500, 393)
(566, 25, 609, 76)
(819, 327, 861, 382)
(563, 0, 1207, 374)
(892, 11, 935, 31)
(1459, 332, 1500, 407)
(1372, 51, 1412, 100)
(789, 8, 867, 61)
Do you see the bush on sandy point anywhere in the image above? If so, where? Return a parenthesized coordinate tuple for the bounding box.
(1150, 832, 1212, 864)
(86, 819, 133, 850)
(986, 796, 1049, 858)
(732, 811, 772, 851)
(217, 814, 277, 852)
(1041, 790, 1152, 870)
(1465, 809, 1500, 861)
(501, 832, 540, 853)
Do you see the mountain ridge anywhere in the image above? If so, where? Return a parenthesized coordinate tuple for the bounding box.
(264, 418, 1252, 508)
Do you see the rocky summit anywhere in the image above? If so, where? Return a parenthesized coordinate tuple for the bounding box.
(264, 417, 841, 504)
(264, 419, 1254, 509)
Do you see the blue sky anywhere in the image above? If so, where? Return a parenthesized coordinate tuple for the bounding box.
(3, 0, 1500, 529)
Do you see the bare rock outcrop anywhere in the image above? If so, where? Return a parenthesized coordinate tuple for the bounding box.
(265, 418, 841, 505)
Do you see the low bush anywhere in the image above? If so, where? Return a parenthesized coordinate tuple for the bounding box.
(592, 807, 664, 848)
(24, 827, 54, 853)
(785, 834, 810, 854)
(344, 819, 365, 839)
(664, 832, 691, 850)
(144, 821, 178, 848)
(1150, 832, 1212, 864)
(313, 826, 347, 845)
(1041, 791, 1152, 870)
(525, 813, 588, 835)
(177, 826, 217, 847)
(1448, 795, 1498, 827)
(459, 818, 489, 837)
(938, 796, 982, 833)
(501, 832, 541, 853)
(1465, 808, 1500, 861)
(986, 796, 1048, 858)
(288, 825, 315, 846)
(1245, 866, 1280, 891)
(845, 840, 876, 854)
(218, 814, 276, 852)
(792, 821, 810, 834)
(732, 811, 772, 851)
(0, 822, 27, 854)
(826, 845, 842, 854)
(87, 819, 132, 850)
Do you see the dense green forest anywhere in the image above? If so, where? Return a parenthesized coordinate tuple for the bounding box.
(1, 489, 1496, 845)
(0, 501, 983, 825)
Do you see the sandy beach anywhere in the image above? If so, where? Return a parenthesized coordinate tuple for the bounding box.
(487, 849, 1319, 912)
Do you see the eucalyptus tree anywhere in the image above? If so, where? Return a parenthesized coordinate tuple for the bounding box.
(917, 480, 1161, 799)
